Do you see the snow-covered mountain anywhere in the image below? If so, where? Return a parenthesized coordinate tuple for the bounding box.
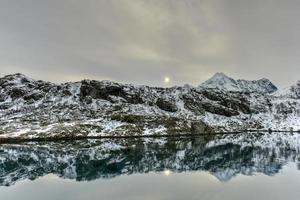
(0, 73, 300, 140)
(201, 72, 278, 93)
(273, 80, 300, 99)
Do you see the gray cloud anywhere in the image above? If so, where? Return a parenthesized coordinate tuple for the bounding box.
(0, 0, 299, 87)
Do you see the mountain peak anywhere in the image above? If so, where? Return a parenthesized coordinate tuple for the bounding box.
(211, 72, 229, 78)
(209, 72, 235, 82)
(1, 73, 34, 83)
(273, 80, 300, 98)
(201, 73, 277, 93)
(201, 73, 239, 91)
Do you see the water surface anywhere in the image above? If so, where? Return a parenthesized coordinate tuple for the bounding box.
(0, 133, 300, 200)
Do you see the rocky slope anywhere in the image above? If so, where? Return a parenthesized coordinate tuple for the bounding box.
(0, 73, 300, 139)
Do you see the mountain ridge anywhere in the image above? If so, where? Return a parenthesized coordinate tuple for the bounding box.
(0, 73, 300, 139)
(200, 72, 278, 93)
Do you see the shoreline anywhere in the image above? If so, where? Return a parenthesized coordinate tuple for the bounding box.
(0, 129, 298, 144)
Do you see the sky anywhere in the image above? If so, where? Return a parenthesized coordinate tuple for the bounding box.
(0, 0, 299, 88)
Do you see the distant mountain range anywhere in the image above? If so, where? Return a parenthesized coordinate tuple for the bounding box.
(0, 73, 300, 139)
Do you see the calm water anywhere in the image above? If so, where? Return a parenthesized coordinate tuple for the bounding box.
(1, 134, 300, 200)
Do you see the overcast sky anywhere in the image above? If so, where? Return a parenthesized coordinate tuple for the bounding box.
(0, 0, 299, 88)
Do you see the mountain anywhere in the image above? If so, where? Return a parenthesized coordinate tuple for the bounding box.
(201, 72, 278, 93)
(0, 73, 300, 140)
(201, 73, 240, 91)
(273, 80, 300, 99)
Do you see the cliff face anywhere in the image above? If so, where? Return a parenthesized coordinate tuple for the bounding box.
(0, 73, 300, 139)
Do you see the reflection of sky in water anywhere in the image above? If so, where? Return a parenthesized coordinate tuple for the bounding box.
(1, 164, 300, 200)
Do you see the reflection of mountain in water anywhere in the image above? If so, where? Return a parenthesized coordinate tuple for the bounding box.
(1, 133, 300, 186)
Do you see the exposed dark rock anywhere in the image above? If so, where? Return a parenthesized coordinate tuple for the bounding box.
(8, 88, 26, 99)
(201, 89, 251, 114)
(289, 81, 300, 98)
(256, 78, 278, 93)
(156, 98, 178, 112)
(0, 103, 12, 110)
(80, 80, 124, 100)
(23, 92, 44, 101)
(183, 94, 205, 115)
(80, 80, 143, 104)
(219, 98, 251, 114)
(20, 77, 30, 84)
(201, 102, 239, 117)
(201, 90, 223, 102)
(111, 114, 144, 124)
(83, 96, 93, 104)
(0, 94, 6, 102)
(191, 121, 214, 134)
(62, 90, 72, 96)
(275, 102, 295, 115)
(126, 93, 144, 104)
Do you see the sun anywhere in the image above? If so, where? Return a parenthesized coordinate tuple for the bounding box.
(164, 76, 170, 84)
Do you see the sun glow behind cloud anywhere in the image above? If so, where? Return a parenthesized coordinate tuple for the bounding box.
(164, 76, 171, 84)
